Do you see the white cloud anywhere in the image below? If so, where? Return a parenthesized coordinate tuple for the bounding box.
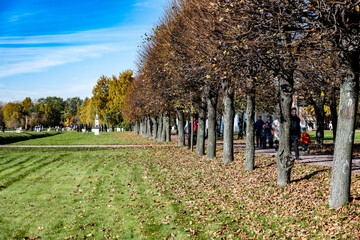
(8, 13, 36, 23)
(0, 44, 117, 78)
(0, 26, 146, 45)
(0, 26, 145, 78)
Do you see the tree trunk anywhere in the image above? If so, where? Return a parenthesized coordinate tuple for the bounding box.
(245, 79, 256, 170)
(207, 92, 218, 159)
(176, 108, 185, 147)
(164, 112, 171, 142)
(136, 121, 140, 134)
(216, 113, 222, 137)
(147, 117, 152, 138)
(276, 74, 295, 186)
(160, 113, 167, 142)
(329, 55, 359, 208)
(221, 79, 234, 163)
(151, 117, 158, 140)
(330, 92, 338, 142)
(140, 120, 144, 136)
(314, 93, 325, 145)
(157, 113, 163, 142)
(191, 115, 194, 152)
(237, 111, 245, 140)
(196, 98, 206, 156)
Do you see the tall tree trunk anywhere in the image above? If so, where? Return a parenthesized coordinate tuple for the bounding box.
(151, 117, 158, 140)
(147, 117, 152, 138)
(329, 55, 359, 208)
(207, 92, 218, 159)
(221, 79, 234, 163)
(276, 74, 295, 186)
(140, 120, 144, 136)
(216, 113, 222, 137)
(191, 114, 194, 152)
(164, 112, 171, 142)
(245, 79, 256, 170)
(176, 108, 185, 147)
(136, 121, 140, 134)
(237, 111, 245, 140)
(157, 113, 163, 142)
(143, 119, 147, 136)
(314, 93, 325, 145)
(160, 113, 167, 142)
(196, 98, 206, 156)
(330, 91, 338, 142)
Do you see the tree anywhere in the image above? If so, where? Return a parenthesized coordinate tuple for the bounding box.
(307, 0, 360, 208)
(38, 97, 65, 126)
(2, 102, 22, 128)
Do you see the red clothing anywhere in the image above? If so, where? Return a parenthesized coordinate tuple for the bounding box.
(300, 132, 311, 145)
(193, 120, 198, 133)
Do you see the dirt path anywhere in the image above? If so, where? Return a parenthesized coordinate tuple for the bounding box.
(234, 144, 360, 173)
(0, 144, 174, 148)
(2, 139, 360, 173)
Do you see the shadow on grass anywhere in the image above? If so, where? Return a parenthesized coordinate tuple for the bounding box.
(291, 169, 330, 183)
(0, 132, 60, 145)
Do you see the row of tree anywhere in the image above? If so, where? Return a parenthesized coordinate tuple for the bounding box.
(0, 70, 133, 130)
(123, 0, 360, 208)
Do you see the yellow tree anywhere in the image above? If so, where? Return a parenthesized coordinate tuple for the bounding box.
(2, 102, 22, 128)
(108, 70, 134, 125)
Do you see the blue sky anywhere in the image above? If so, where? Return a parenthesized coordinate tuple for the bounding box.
(0, 0, 167, 102)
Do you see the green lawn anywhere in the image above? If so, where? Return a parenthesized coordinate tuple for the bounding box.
(0, 132, 60, 145)
(0, 147, 188, 239)
(8, 131, 169, 145)
(1, 133, 359, 239)
(308, 130, 360, 142)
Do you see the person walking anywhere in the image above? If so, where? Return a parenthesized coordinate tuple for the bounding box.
(290, 107, 301, 160)
(300, 128, 311, 153)
(255, 116, 264, 148)
(272, 118, 280, 151)
(260, 124, 267, 149)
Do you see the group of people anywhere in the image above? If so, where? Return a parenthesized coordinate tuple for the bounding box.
(255, 108, 311, 160)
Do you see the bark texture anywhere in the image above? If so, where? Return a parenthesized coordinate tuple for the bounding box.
(222, 79, 234, 163)
(207, 92, 218, 159)
(176, 108, 185, 147)
(196, 99, 206, 156)
(329, 55, 359, 208)
(245, 79, 256, 170)
(157, 113, 163, 142)
(164, 113, 171, 142)
(146, 117, 152, 138)
(276, 75, 295, 186)
(151, 117, 158, 140)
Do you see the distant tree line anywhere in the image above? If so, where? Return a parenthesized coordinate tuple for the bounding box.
(0, 70, 133, 131)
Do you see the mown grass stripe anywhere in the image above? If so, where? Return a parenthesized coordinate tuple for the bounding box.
(0, 154, 49, 179)
(0, 155, 63, 190)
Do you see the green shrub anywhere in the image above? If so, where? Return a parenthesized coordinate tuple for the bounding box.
(121, 121, 131, 131)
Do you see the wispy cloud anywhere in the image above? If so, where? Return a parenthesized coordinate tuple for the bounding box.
(133, 0, 165, 10)
(0, 26, 145, 78)
(7, 12, 36, 23)
(0, 26, 145, 45)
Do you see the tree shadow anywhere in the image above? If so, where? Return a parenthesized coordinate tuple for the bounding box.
(291, 169, 330, 183)
(350, 196, 360, 201)
(255, 161, 276, 169)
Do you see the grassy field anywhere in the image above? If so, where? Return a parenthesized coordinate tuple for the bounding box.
(1, 134, 360, 239)
(308, 130, 360, 143)
(7, 132, 170, 146)
(0, 132, 60, 145)
(0, 147, 187, 239)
